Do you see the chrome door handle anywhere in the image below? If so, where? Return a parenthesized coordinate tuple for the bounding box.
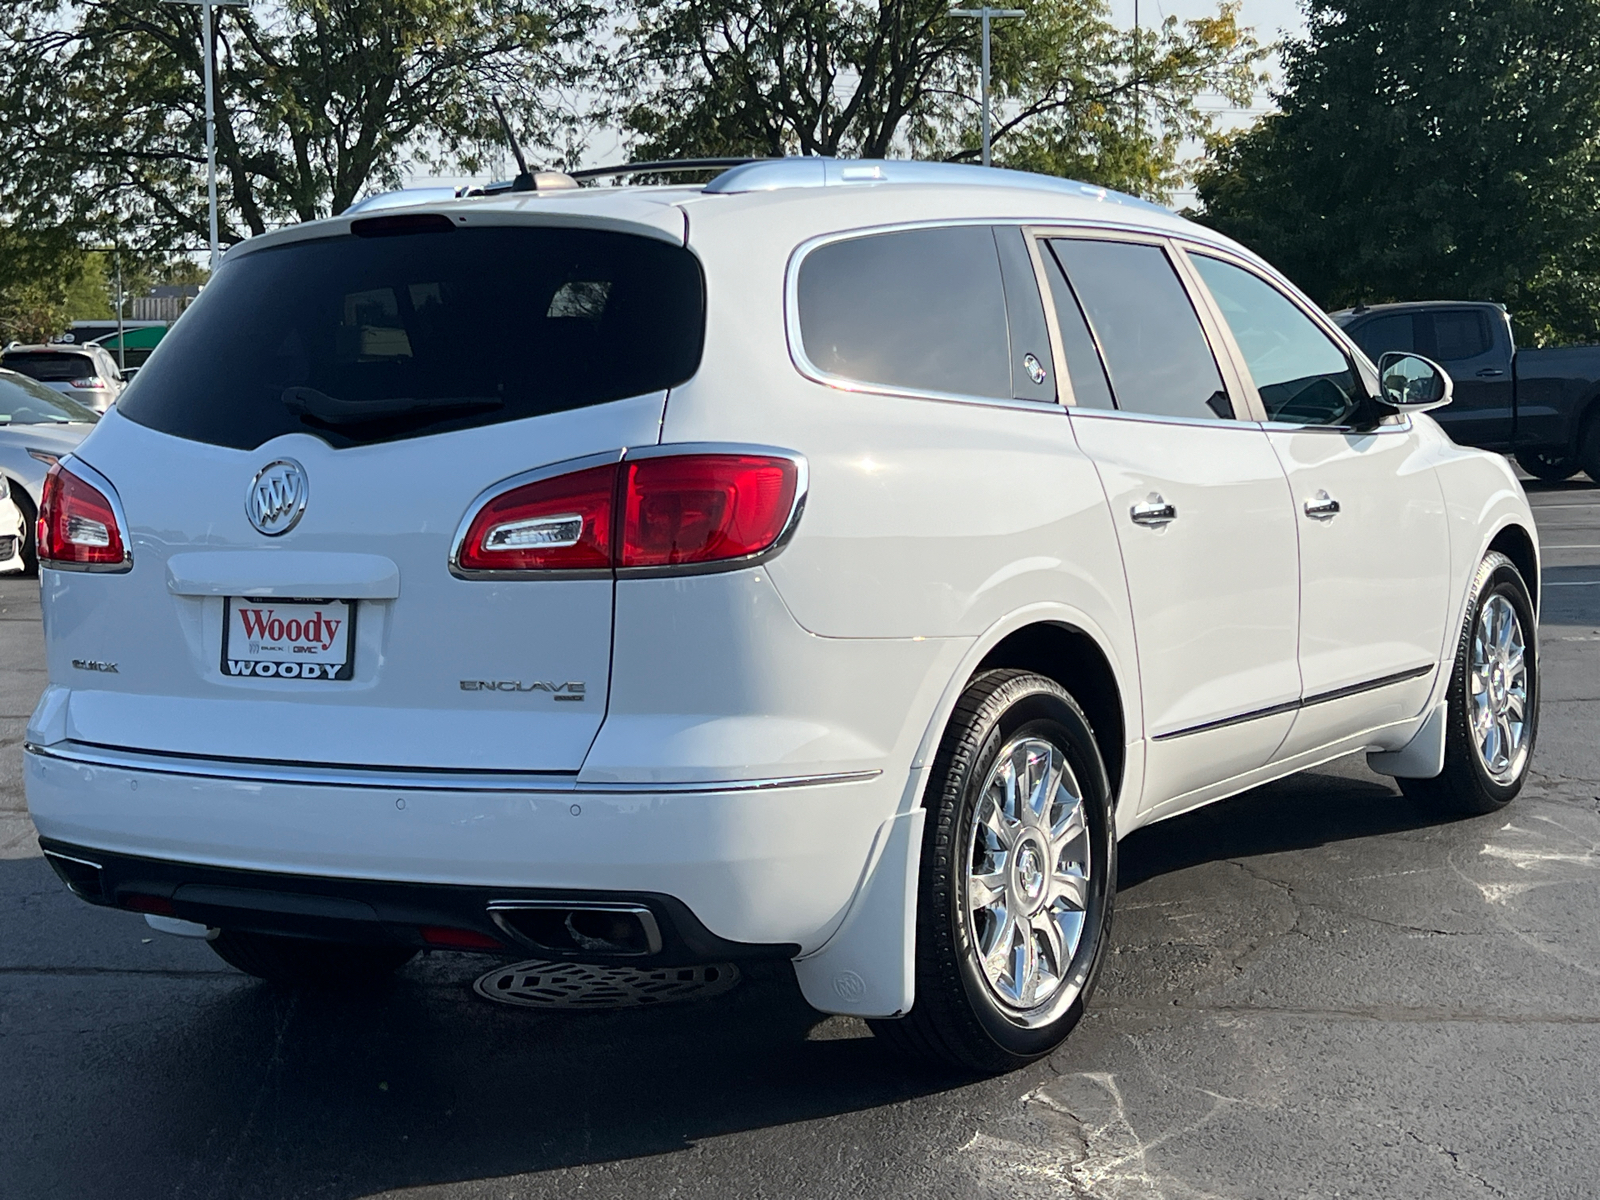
(1130, 496, 1177, 527)
(1304, 491, 1341, 520)
(1475, 367, 1506, 377)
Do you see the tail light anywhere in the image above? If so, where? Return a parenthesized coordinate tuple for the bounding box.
(453, 450, 802, 576)
(69, 377, 107, 390)
(37, 461, 131, 571)
(620, 455, 799, 567)
(454, 463, 616, 572)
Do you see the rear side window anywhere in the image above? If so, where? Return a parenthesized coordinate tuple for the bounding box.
(1049, 239, 1233, 420)
(1429, 309, 1493, 361)
(1, 351, 96, 382)
(1038, 246, 1115, 409)
(797, 225, 1011, 400)
(117, 225, 706, 451)
(1349, 313, 1415, 361)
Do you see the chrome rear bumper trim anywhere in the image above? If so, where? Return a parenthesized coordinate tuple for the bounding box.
(25, 740, 880, 795)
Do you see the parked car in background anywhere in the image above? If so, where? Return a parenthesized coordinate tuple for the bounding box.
(1333, 301, 1600, 481)
(0, 474, 25, 574)
(0, 344, 125, 413)
(26, 159, 1540, 1074)
(0, 368, 99, 570)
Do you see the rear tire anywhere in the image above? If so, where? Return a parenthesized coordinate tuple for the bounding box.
(1580, 414, 1600, 484)
(11, 485, 36, 575)
(1400, 552, 1537, 815)
(210, 929, 418, 987)
(870, 669, 1115, 1074)
(1515, 449, 1580, 482)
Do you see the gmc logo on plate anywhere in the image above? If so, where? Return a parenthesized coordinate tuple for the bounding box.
(460, 680, 586, 702)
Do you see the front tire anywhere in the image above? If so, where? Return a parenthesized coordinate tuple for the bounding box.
(1515, 449, 1580, 482)
(1401, 551, 1538, 815)
(870, 670, 1116, 1074)
(210, 929, 418, 987)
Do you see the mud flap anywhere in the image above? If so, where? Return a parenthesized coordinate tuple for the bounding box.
(1367, 700, 1448, 779)
(792, 808, 924, 1018)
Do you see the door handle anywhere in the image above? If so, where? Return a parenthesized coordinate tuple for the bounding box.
(1476, 368, 1506, 377)
(1130, 496, 1177, 527)
(1304, 491, 1341, 520)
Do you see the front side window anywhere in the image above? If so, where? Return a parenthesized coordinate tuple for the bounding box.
(116, 225, 706, 451)
(1348, 313, 1415, 363)
(1190, 254, 1362, 426)
(797, 225, 1011, 400)
(1049, 238, 1233, 420)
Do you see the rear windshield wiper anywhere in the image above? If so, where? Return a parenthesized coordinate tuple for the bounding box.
(282, 386, 502, 426)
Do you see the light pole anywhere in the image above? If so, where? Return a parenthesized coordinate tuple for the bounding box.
(949, 6, 1025, 168)
(166, 0, 247, 272)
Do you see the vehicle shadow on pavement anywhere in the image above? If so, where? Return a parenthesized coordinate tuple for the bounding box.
(0, 850, 967, 1199)
(0, 766, 1468, 1198)
(1116, 765, 1443, 890)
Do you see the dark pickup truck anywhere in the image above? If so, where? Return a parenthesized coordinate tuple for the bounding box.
(1332, 300, 1600, 481)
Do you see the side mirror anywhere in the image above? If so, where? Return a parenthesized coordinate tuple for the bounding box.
(1377, 352, 1453, 413)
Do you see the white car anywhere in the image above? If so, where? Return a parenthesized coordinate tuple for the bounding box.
(0, 344, 125, 413)
(0, 474, 24, 573)
(24, 159, 1539, 1073)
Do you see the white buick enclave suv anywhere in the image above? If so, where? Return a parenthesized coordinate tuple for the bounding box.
(25, 159, 1540, 1073)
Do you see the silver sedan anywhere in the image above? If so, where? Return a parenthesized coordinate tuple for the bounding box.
(0, 368, 98, 570)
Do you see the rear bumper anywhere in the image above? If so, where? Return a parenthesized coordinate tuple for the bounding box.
(24, 742, 896, 955)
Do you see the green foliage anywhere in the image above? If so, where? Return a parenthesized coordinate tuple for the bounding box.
(1194, 0, 1600, 345)
(609, 0, 1265, 202)
(0, 225, 82, 344)
(0, 0, 596, 251)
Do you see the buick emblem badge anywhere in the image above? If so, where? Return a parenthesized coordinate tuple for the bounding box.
(246, 459, 308, 536)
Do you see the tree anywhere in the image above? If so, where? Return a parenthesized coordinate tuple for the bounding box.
(608, 0, 1264, 201)
(1193, 0, 1600, 344)
(0, 0, 597, 252)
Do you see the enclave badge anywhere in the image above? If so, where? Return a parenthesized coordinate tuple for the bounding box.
(246, 459, 309, 536)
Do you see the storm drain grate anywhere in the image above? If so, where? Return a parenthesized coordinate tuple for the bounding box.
(473, 958, 741, 1010)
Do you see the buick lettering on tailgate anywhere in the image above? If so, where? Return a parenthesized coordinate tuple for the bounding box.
(222, 598, 354, 681)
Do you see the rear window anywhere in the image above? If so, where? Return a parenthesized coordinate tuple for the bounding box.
(1, 351, 97, 382)
(117, 224, 706, 450)
(0, 371, 100, 424)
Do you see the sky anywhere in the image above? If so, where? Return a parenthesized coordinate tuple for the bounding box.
(402, 0, 1313, 206)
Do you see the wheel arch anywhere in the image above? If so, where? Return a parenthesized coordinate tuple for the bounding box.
(1487, 522, 1539, 613)
(972, 622, 1127, 805)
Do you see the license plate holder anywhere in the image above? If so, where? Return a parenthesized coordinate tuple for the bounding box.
(222, 598, 355, 682)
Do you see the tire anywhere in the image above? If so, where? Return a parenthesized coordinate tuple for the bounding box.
(209, 929, 418, 987)
(1515, 450, 1580, 482)
(1400, 551, 1538, 815)
(870, 669, 1116, 1074)
(1581, 413, 1600, 485)
(10, 485, 36, 575)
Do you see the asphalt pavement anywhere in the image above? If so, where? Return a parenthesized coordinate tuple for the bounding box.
(3, 477, 1599, 1199)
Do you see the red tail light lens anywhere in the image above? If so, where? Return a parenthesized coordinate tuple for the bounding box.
(455, 452, 801, 575)
(455, 462, 618, 572)
(37, 463, 129, 569)
(620, 455, 799, 567)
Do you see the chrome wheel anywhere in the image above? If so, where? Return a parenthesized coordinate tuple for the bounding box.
(964, 735, 1091, 1017)
(1470, 593, 1530, 784)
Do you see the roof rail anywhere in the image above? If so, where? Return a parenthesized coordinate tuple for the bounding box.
(703, 157, 1165, 210)
(568, 157, 771, 181)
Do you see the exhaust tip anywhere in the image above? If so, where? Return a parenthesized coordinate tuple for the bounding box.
(43, 849, 105, 902)
(488, 902, 663, 957)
